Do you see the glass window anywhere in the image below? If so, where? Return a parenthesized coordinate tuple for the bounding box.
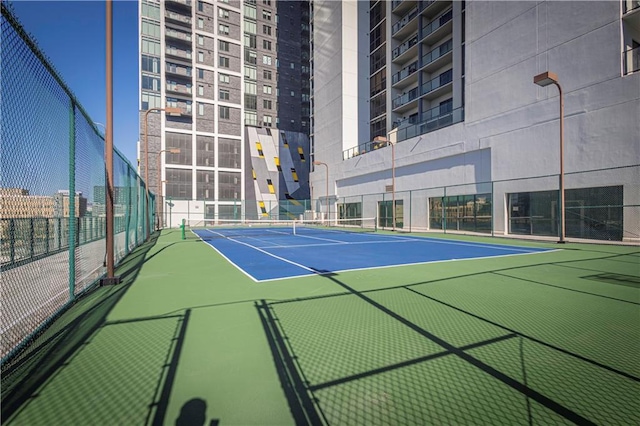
(198, 103, 205, 116)
(263, 85, 272, 94)
(218, 8, 230, 19)
(198, 51, 204, 62)
(263, 40, 271, 50)
(244, 20, 257, 34)
(219, 89, 230, 100)
(262, 25, 271, 35)
(142, 73, 160, 91)
(219, 56, 230, 67)
(197, 1, 204, 12)
(198, 68, 205, 79)
(196, 135, 215, 167)
(219, 24, 230, 35)
(141, 91, 161, 110)
(263, 99, 272, 109)
(141, 39, 161, 55)
(219, 40, 229, 52)
(262, 55, 272, 65)
(263, 10, 271, 20)
(245, 111, 258, 126)
(219, 73, 230, 83)
(263, 69, 272, 80)
(165, 168, 192, 199)
(219, 106, 230, 119)
(198, 35, 204, 46)
(244, 33, 257, 48)
(244, 5, 257, 19)
(141, 1, 160, 20)
(219, 171, 241, 200)
(141, 55, 160, 73)
(198, 18, 204, 29)
(196, 171, 215, 201)
(218, 138, 241, 168)
(245, 81, 257, 94)
(245, 65, 257, 80)
(198, 85, 204, 96)
(141, 20, 160, 38)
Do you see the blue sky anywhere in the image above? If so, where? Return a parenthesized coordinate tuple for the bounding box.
(10, 0, 140, 167)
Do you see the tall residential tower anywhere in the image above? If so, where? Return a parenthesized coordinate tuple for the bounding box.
(138, 0, 311, 224)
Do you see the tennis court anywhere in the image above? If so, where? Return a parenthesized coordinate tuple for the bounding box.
(2, 230, 638, 425)
(191, 219, 553, 281)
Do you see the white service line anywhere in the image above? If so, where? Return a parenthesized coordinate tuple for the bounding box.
(194, 229, 259, 282)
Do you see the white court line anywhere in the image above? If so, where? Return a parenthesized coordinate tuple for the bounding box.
(268, 238, 423, 249)
(293, 233, 350, 244)
(256, 249, 561, 283)
(203, 229, 318, 277)
(192, 229, 259, 282)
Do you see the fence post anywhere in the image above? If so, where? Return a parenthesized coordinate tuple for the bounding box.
(29, 218, 35, 259)
(45, 219, 50, 254)
(491, 181, 495, 237)
(9, 219, 15, 264)
(68, 102, 76, 301)
(443, 186, 447, 234)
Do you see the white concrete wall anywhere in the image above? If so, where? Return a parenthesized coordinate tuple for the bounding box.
(314, 1, 640, 239)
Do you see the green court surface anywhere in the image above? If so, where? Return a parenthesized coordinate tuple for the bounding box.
(2, 230, 639, 425)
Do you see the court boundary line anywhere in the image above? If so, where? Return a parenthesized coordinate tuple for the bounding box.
(191, 229, 260, 282)
(256, 250, 560, 283)
(205, 229, 319, 277)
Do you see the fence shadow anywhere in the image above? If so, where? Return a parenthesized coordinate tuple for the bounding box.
(1, 233, 162, 422)
(257, 259, 639, 425)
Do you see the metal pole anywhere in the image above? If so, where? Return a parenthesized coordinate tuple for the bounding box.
(143, 108, 153, 241)
(103, 0, 119, 284)
(392, 141, 396, 231)
(557, 81, 565, 243)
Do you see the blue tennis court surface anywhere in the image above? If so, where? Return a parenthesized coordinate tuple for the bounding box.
(193, 226, 553, 282)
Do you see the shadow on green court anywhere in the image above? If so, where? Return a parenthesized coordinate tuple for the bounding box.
(1, 233, 193, 425)
(258, 251, 640, 424)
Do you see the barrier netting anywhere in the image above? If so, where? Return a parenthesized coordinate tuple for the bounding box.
(1, 3, 154, 364)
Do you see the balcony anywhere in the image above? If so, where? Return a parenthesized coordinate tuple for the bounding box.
(165, 63, 192, 78)
(166, 0, 191, 9)
(391, 0, 417, 16)
(392, 5, 419, 38)
(623, 45, 640, 75)
(421, 9, 452, 45)
(392, 85, 421, 111)
(392, 34, 418, 62)
(392, 60, 418, 86)
(391, 70, 452, 112)
(165, 27, 192, 43)
(395, 106, 464, 143)
(166, 45, 192, 61)
(624, 0, 640, 13)
(421, 39, 453, 72)
(165, 10, 192, 27)
(166, 82, 193, 97)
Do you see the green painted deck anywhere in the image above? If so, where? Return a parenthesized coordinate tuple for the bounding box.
(2, 230, 639, 425)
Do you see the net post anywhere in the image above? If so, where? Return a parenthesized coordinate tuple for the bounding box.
(293, 219, 297, 236)
(181, 219, 186, 240)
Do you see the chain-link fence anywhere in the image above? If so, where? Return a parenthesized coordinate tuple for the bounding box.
(167, 165, 638, 244)
(1, 3, 154, 364)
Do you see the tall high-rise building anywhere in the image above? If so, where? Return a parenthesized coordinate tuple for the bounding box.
(310, 0, 640, 242)
(138, 0, 311, 224)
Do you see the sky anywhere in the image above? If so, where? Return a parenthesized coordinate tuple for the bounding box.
(9, 0, 140, 167)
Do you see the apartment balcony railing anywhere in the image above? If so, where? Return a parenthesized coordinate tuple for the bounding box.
(166, 83, 193, 95)
(392, 34, 418, 60)
(392, 85, 421, 109)
(391, 0, 403, 11)
(166, 46, 192, 61)
(165, 10, 192, 26)
(421, 39, 453, 68)
(166, 0, 192, 8)
(392, 5, 419, 35)
(421, 9, 452, 42)
(165, 63, 192, 77)
(165, 28, 192, 42)
(392, 60, 418, 85)
(623, 0, 640, 13)
(342, 106, 464, 159)
(392, 69, 452, 110)
(623, 45, 640, 75)
(395, 106, 464, 143)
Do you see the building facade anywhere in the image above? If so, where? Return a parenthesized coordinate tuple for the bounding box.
(138, 0, 311, 225)
(309, 0, 640, 242)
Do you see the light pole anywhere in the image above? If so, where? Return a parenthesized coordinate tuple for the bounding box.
(313, 161, 329, 223)
(374, 135, 396, 231)
(534, 71, 565, 243)
(157, 148, 180, 230)
(143, 107, 181, 239)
